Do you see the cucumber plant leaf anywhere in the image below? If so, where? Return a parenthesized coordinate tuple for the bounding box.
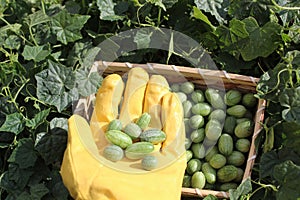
(75, 67, 102, 97)
(7, 138, 37, 169)
(194, 0, 227, 24)
(22, 45, 51, 62)
(25, 108, 50, 130)
(97, 0, 124, 21)
(0, 112, 25, 135)
(35, 60, 79, 112)
(229, 178, 252, 200)
(279, 87, 300, 124)
(51, 10, 90, 44)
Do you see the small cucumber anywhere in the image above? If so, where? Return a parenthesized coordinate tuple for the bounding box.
(234, 120, 254, 138)
(190, 128, 205, 143)
(227, 151, 245, 167)
(233, 168, 244, 182)
(182, 175, 191, 187)
(191, 90, 205, 103)
(191, 102, 212, 116)
(136, 113, 151, 130)
(224, 90, 242, 106)
(205, 146, 219, 162)
(186, 159, 202, 175)
(223, 116, 236, 134)
(227, 105, 247, 118)
(125, 142, 154, 160)
(242, 93, 257, 108)
(218, 134, 233, 156)
(107, 119, 123, 131)
(103, 145, 124, 162)
(140, 129, 166, 144)
(189, 115, 205, 129)
(123, 122, 142, 139)
(180, 81, 195, 94)
(235, 138, 251, 153)
(191, 172, 206, 189)
(202, 162, 217, 184)
(209, 153, 227, 169)
(205, 88, 226, 110)
(208, 109, 226, 122)
(176, 92, 187, 103)
(219, 182, 238, 191)
(183, 100, 193, 118)
(105, 130, 132, 149)
(217, 165, 238, 183)
(170, 83, 180, 92)
(191, 143, 206, 159)
(186, 150, 193, 162)
(205, 119, 222, 141)
(141, 155, 158, 171)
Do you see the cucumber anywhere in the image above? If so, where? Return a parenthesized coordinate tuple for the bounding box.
(141, 155, 158, 171)
(180, 82, 194, 94)
(183, 100, 193, 118)
(189, 115, 205, 129)
(191, 90, 205, 103)
(205, 146, 219, 162)
(224, 90, 242, 106)
(209, 153, 227, 169)
(205, 119, 222, 141)
(125, 142, 154, 160)
(242, 93, 257, 108)
(236, 118, 249, 124)
(182, 175, 191, 187)
(185, 137, 192, 150)
(233, 168, 244, 182)
(176, 92, 187, 103)
(227, 105, 247, 118)
(190, 128, 205, 143)
(140, 129, 166, 144)
(186, 150, 193, 162)
(217, 165, 238, 183)
(105, 130, 132, 149)
(186, 159, 202, 175)
(202, 162, 217, 184)
(235, 138, 251, 153)
(219, 182, 238, 191)
(123, 122, 142, 139)
(208, 109, 226, 122)
(136, 112, 151, 130)
(218, 134, 233, 156)
(171, 83, 180, 92)
(191, 102, 212, 116)
(191, 143, 206, 159)
(227, 151, 245, 167)
(234, 120, 254, 138)
(103, 145, 124, 162)
(191, 172, 206, 189)
(184, 118, 192, 134)
(205, 88, 226, 110)
(107, 119, 123, 131)
(223, 116, 236, 134)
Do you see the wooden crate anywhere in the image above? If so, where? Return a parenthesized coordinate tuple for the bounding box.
(73, 61, 266, 199)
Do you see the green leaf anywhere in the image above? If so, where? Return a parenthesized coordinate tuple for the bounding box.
(192, 6, 216, 31)
(134, 29, 153, 49)
(4, 35, 21, 50)
(8, 138, 37, 169)
(22, 45, 51, 62)
(238, 17, 282, 61)
(229, 178, 252, 200)
(35, 60, 79, 112)
(75, 67, 102, 97)
(8, 163, 34, 190)
(46, 170, 69, 199)
(97, 0, 124, 21)
(162, 0, 178, 9)
(35, 127, 67, 165)
(216, 18, 249, 47)
(50, 117, 68, 131)
(67, 40, 93, 67)
(0, 171, 21, 195)
(26, 10, 50, 27)
(273, 160, 300, 200)
(0, 112, 25, 135)
(30, 183, 49, 199)
(259, 150, 280, 179)
(25, 108, 50, 130)
(194, 0, 227, 24)
(279, 87, 300, 124)
(51, 10, 90, 44)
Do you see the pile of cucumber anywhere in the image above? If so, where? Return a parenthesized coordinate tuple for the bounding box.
(103, 113, 165, 171)
(171, 82, 257, 191)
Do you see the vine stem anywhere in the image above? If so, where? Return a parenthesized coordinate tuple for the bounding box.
(271, 0, 300, 10)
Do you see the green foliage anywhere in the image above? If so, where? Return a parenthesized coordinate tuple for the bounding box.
(0, 0, 299, 199)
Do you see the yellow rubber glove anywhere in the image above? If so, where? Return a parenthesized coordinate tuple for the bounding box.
(60, 67, 186, 200)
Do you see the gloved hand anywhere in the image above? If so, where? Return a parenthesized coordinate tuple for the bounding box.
(60, 67, 187, 200)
